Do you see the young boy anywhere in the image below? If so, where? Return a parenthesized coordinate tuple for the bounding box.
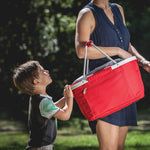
(13, 60, 73, 150)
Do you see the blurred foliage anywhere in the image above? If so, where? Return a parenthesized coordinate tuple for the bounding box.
(0, 0, 150, 122)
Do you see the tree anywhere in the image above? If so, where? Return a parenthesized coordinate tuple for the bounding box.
(0, 0, 150, 121)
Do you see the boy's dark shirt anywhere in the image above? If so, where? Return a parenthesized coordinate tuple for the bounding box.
(26, 94, 58, 149)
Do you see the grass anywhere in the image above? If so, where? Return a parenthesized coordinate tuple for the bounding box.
(0, 111, 150, 150)
(54, 116, 150, 150)
(0, 131, 28, 150)
(125, 131, 150, 150)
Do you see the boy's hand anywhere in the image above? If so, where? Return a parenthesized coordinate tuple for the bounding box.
(64, 85, 73, 99)
(54, 85, 73, 120)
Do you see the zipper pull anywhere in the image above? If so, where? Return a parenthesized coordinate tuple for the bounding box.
(83, 88, 87, 94)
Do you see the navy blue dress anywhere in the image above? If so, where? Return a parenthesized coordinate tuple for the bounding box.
(84, 2, 137, 133)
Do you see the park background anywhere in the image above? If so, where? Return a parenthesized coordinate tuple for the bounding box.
(0, 0, 150, 149)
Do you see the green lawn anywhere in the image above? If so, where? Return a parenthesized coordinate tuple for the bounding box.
(0, 128, 150, 150)
(0, 131, 28, 150)
(0, 111, 150, 150)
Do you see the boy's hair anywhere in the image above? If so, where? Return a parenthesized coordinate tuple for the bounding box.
(13, 61, 40, 95)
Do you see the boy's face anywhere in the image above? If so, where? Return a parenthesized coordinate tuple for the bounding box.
(37, 65, 52, 86)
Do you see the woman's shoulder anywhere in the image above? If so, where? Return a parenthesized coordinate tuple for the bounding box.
(78, 7, 93, 17)
(77, 7, 94, 22)
(78, 2, 97, 17)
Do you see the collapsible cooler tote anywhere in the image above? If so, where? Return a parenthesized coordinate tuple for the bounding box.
(71, 41, 144, 121)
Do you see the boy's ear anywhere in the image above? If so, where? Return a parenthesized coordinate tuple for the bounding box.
(33, 79, 40, 85)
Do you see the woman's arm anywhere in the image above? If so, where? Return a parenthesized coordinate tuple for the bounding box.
(75, 8, 132, 60)
(117, 4, 150, 73)
(128, 43, 150, 73)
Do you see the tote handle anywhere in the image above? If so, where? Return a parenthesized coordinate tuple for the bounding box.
(83, 41, 117, 80)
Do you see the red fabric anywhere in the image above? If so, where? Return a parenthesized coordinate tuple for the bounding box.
(71, 59, 144, 121)
(85, 40, 94, 47)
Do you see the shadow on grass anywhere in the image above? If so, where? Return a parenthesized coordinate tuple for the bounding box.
(0, 144, 25, 150)
(53, 145, 150, 150)
(124, 145, 150, 150)
(0, 145, 150, 150)
(54, 145, 98, 150)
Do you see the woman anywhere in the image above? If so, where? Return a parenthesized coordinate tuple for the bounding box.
(75, 0, 150, 150)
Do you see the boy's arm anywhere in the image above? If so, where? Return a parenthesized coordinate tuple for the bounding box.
(39, 85, 73, 121)
(53, 85, 73, 121)
(54, 97, 66, 109)
(39, 98, 60, 119)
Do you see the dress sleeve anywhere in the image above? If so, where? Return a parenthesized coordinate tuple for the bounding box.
(39, 98, 60, 119)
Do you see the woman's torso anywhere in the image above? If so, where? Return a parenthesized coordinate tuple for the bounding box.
(84, 2, 130, 71)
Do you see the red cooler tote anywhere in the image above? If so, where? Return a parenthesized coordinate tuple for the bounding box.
(71, 41, 144, 121)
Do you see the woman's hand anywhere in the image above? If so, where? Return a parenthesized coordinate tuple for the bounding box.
(128, 44, 150, 73)
(139, 59, 150, 73)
